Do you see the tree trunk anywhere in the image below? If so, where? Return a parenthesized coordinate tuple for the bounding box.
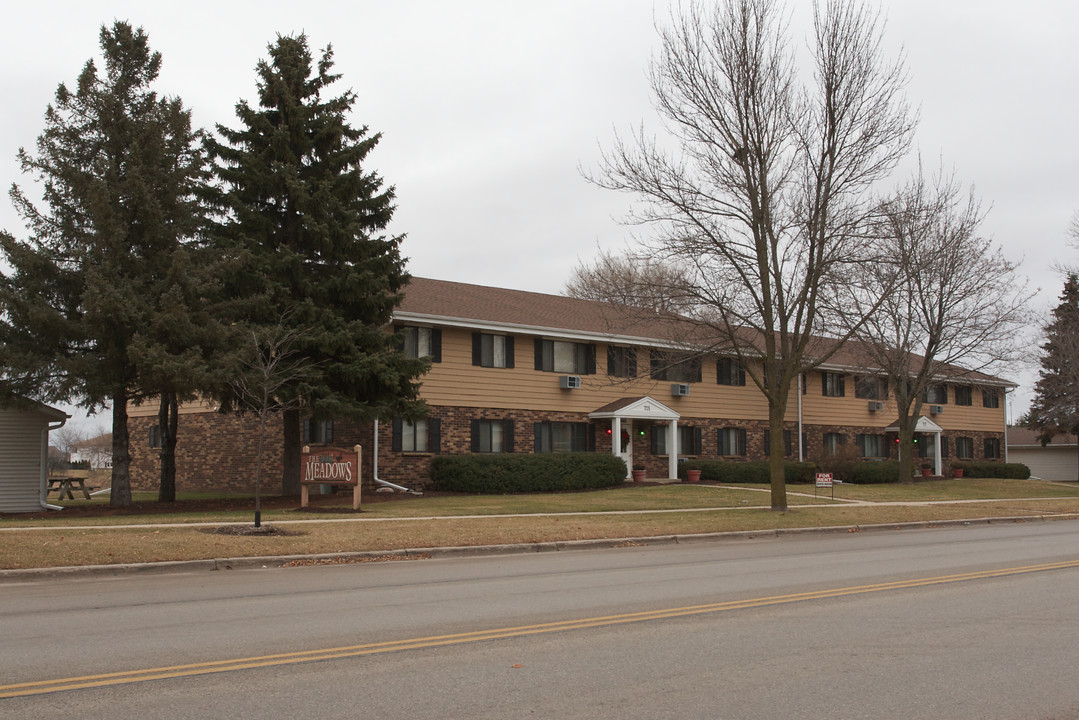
(768, 399, 789, 511)
(281, 407, 301, 496)
(158, 391, 178, 502)
(109, 387, 132, 507)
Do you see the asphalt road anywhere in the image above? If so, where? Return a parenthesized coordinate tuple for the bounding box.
(3, 521, 1079, 719)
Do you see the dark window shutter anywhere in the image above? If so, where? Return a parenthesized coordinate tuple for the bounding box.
(428, 419, 441, 453)
(737, 429, 746, 456)
(692, 427, 703, 455)
(694, 360, 702, 384)
(941, 436, 949, 458)
(784, 430, 793, 457)
(822, 374, 827, 395)
(802, 433, 808, 457)
(391, 419, 403, 452)
(534, 422, 544, 452)
(651, 426, 660, 454)
(504, 420, 515, 453)
(302, 418, 311, 444)
(470, 419, 481, 453)
(534, 338, 544, 371)
(739, 364, 746, 386)
(430, 329, 442, 363)
(839, 375, 846, 396)
(472, 334, 482, 366)
(609, 346, 619, 377)
(585, 345, 597, 375)
(505, 336, 515, 369)
(393, 324, 404, 352)
(587, 423, 596, 452)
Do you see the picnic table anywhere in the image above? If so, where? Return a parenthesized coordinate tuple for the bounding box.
(48, 473, 92, 501)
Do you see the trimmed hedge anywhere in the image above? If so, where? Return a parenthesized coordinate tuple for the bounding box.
(680, 460, 818, 484)
(952, 461, 1031, 479)
(845, 460, 900, 484)
(430, 453, 628, 494)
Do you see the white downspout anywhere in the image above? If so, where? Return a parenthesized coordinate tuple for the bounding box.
(40, 417, 67, 511)
(372, 419, 421, 494)
(797, 373, 804, 462)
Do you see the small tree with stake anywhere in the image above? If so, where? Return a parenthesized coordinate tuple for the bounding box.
(228, 317, 315, 528)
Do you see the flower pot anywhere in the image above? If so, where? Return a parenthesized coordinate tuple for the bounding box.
(921, 468, 931, 477)
(686, 469, 702, 483)
(632, 469, 646, 482)
(953, 468, 964, 478)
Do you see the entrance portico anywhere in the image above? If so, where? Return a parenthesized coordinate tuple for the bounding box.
(885, 415, 944, 476)
(589, 396, 681, 480)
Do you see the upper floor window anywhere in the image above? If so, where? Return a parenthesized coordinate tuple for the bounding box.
(716, 358, 746, 386)
(400, 326, 441, 362)
(607, 346, 637, 378)
(855, 376, 887, 400)
(650, 351, 702, 383)
(983, 389, 1000, 408)
(822, 372, 846, 397)
(924, 384, 948, 404)
(303, 419, 334, 445)
(954, 386, 973, 406)
(535, 339, 595, 374)
(472, 333, 514, 368)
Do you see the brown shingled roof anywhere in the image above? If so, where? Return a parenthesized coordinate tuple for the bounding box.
(1007, 427, 1078, 447)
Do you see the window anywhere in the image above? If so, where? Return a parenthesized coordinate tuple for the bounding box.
(984, 437, 1002, 459)
(650, 351, 702, 383)
(716, 358, 746, 386)
(607, 346, 637, 378)
(717, 428, 747, 456)
(954, 386, 973, 406)
(822, 432, 846, 456)
(472, 333, 514, 368)
(855, 376, 887, 400)
(983, 389, 1000, 408)
(924, 384, 948, 404)
(857, 433, 887, 458)
(822, 372, 846, 397)
(471, 419, 514, 453)
(651, 425, 702, 455)
(148, 425, 161, 449)
(535, 339, 595, 374)
(534, 422, 591, 453)
(765, 429, 803, 457)
(956, 437, 974, 459)
(400, 326, 441, 361)
(303, 419, 334, 444)
(392, 418, 441, 453)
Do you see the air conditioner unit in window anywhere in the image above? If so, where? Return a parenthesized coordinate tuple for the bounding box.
(559, 375, 581, 390)
(929, 405, 943, 415)
(671, 383, 691, 397)
(868, 401, 883, 411)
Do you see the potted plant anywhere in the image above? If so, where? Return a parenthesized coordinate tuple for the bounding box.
(921, 462, 932, 478)
(684, 462, 702, 483)
(951, 463, 964, 478)
(632, 464, 646, 482)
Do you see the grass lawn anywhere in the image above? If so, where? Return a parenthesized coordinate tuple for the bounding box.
(2, 478, 1078, 570)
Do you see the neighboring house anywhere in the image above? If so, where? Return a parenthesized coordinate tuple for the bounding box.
(126, 277, 1014, 494)
(1007, 427, 1078, 482)
(0, 400, 69, 512)
(70, 433, 113, 470)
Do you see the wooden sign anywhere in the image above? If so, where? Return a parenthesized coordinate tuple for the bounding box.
(300, 445, 362, 510)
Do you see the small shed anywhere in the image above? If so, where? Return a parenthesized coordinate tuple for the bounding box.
(1007, 426, 1078, 482)
(0, 400, 69, 512)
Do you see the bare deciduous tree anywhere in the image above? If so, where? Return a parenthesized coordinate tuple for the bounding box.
(851, 168, 1032, 480)
(589, 0, 915, 509)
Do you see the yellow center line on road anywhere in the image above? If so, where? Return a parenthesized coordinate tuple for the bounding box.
(5, 558, 1079, 699)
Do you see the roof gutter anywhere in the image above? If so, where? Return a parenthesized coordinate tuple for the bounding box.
(40, 416, 68, 511)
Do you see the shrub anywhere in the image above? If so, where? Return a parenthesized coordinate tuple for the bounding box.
(680, 459, 817, 484)
(429, 453, 627, 494)
(845, 460, 900, 484)
(951, 461, 1031, 479)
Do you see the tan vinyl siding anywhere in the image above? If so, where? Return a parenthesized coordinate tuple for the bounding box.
(0, 408, 48, 512)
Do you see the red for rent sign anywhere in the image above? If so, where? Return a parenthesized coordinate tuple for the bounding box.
(815, 472, 834, 488)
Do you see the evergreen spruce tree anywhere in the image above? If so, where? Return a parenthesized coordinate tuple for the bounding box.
(208, 34, 426, 496)
(0, 22, 208, 506)
(1029, 275, 1079, 479)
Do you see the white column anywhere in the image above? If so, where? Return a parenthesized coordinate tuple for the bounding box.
(668, 419, 679, 480)
(612, 416, 625, 478)
(934, 431, 943, 476)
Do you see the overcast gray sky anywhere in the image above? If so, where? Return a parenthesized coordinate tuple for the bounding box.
(3, 0, 1076, 426)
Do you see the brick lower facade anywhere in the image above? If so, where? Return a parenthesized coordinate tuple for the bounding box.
(128, 405, 1007, 494)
